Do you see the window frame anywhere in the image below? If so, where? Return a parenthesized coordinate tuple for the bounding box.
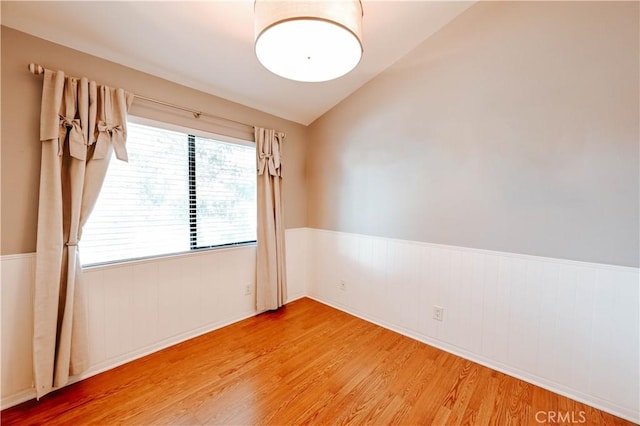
(82, 115, 257, 268)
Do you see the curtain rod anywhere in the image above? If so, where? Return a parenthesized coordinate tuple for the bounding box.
(27, 63, 254, 132)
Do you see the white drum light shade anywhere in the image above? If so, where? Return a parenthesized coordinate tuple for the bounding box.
(255, 1, 363, 82)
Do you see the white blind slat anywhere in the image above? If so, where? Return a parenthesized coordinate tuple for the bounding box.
(81, 121, 256, 266)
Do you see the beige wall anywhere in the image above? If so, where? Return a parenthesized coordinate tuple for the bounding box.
(3, 2, 639, 266)
(307, 1, 639, 267)
(1, 26, 308, 255)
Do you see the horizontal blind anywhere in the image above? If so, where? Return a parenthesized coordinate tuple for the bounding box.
(80, 121, 256, 266)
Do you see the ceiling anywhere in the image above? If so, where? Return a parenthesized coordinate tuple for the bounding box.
(1, 1, 474, 125)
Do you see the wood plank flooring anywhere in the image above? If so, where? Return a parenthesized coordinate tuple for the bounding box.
(1, 298, 633, 425)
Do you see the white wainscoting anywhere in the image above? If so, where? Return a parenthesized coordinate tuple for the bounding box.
(305, 228, 640, 423)
(0, 229, 307, 409)
(1, 253, 36, 408)
(284, 227, 308, 302)
(2, 228, 638, 422)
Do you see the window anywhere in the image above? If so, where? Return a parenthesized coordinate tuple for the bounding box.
(80, 119, 256, 266)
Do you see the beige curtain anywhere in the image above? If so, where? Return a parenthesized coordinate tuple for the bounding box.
(255, 127, 287, 311)
(33, 69, 133, 398)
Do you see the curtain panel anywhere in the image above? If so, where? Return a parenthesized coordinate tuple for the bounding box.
(255, 127, 287, 311)
(33, 69, 133, 398)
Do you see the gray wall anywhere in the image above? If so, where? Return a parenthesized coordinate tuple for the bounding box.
(307, 1, 639, 267)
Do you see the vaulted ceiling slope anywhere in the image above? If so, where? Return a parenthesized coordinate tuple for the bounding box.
(1, 1, 474, 125)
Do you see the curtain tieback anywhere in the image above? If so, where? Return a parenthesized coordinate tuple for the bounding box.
(65, 242, 78, 247)
(59, 115, 86, 160)
(95, 121, 128, 162)
(258, 152, 281, 176)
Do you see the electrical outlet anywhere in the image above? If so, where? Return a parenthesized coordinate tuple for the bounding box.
(433, 306, 444, 321)
(339, 280, 346, 291)
(244, 284, 252, 296)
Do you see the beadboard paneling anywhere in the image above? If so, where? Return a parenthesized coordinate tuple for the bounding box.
(83, 246, 257, 371)
(2, 228, 638, 423)
(284, 227, 308, 302)
(305, 228, 640, 423)
(1, 229, 307, 409)
(1, 254, 36, 406)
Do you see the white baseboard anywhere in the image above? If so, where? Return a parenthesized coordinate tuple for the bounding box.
(303, 228, 639, 424)
(0, 228, 307, 409)
(306, 295, 639, 424)
(0, 389, 36, 411)
(1, 309, 258, 410)
(3, 228, 638, 424)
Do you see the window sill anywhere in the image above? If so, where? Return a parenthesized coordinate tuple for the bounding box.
(81, 241, 257, 271)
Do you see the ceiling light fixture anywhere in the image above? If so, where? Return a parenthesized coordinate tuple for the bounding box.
(254, 0, 364, 83)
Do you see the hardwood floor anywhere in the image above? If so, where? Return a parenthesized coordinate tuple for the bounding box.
(2, 298, 633, 425)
